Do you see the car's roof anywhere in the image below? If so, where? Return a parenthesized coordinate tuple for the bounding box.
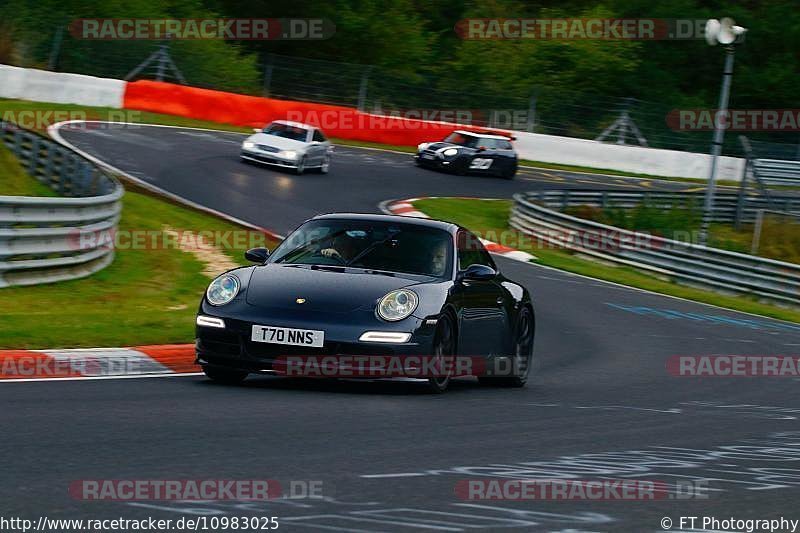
(271, 120, 314, 130)
(311, 212, 459, 232)
(453, 129, 512, 140)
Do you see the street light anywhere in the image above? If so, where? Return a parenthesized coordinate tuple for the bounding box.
(699, 18, 747, 245)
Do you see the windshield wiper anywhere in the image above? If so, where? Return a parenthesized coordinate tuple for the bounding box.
(275, 229, 349, 264)
(345, 230, 402, 267)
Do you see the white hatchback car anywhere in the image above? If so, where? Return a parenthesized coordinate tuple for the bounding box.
(240, 120, 332, 174)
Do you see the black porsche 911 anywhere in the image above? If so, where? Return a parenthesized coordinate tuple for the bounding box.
(414, 130, 518, 179)
(195, 213, 535, 392)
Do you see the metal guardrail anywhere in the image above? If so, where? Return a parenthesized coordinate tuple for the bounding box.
(0, 121, 123, 288)
(511, 190, 800, 305)
(530, 189, 800, 224)
(752, 159, 800, 186)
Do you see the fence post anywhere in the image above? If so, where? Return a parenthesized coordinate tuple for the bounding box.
(263, 54, 274, 97)
(526, 92, 537, 132)
(357, 67, 372, 112)
(48, 23, 65, 71)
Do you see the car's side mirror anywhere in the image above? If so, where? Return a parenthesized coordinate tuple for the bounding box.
(245, 247, 270, 263)
(477, 146, 487, 152)
(459, 264, 496, 281)
(252, 128, 261, 133)
(310, 141, 319, 146)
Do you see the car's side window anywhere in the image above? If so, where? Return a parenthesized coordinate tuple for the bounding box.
(313, 130, 326, 142)
(498, 140, 513, 150)
(457, 230, 496, 271)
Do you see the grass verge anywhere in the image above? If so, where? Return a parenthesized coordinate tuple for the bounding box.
(0, 143, 57, 196)
(0, 98, 252, 134)
(413, 197, 800, 324)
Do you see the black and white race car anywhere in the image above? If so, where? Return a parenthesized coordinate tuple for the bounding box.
(414, 130, 518, 179)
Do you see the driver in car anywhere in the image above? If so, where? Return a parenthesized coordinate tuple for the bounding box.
(320, 233, 360, 262)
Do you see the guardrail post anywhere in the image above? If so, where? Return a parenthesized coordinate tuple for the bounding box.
(13, 129, 24, 159)
(751, 209, 764, 254)
(44, 142, 55, 189)
(28, 137, 40, 175)
(561, 190, 570, 211)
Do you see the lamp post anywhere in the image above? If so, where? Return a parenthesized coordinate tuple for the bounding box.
(699, 18, 747, 245)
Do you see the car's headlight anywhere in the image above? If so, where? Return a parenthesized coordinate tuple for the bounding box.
(442, 148, 459, 157)
(377, 289, 419, 321)
(242, 141, 255, 149)
(206, 274, 240, 306)
(279, 150, 298, 160)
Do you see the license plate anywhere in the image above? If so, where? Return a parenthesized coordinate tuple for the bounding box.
(251, 325, 324, 347)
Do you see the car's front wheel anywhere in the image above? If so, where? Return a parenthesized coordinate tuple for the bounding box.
(427, 313, 456, 393)
(319, 155, 331, 174)
(295, 156, 307, 175)
(203, 365, 248, 384)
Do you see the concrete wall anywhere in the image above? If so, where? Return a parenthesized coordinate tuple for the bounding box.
(512, 130, 745, 181)
(0, 64, 125, 108)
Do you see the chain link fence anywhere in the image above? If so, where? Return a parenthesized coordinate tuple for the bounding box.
(6, 26, 799, 157)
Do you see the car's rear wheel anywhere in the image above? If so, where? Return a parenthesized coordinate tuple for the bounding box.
(501, 161, 517, 180)
(203, 365, 248, 385)
(295, 156, 306, 175)
(480, 307, 533, 387)
(427, 313, 456, 393)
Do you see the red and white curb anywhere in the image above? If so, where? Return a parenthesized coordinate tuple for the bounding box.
(384, 197, 536, 263)
(0, 345, 198, 382)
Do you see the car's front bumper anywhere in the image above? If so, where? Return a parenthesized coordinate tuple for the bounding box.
(195, 310, 439, 377)
(415, 151, 450, 169)
(241, 149, 300, 168)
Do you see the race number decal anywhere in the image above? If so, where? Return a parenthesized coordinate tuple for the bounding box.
(470, 158, 493, 169)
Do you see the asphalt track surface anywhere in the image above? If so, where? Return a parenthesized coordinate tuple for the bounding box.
(2, 124, 799, 532)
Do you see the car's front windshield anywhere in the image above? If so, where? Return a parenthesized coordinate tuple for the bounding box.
(270, 219, 453, 278)
(443, 132, 480, 148)
(262, 123, 309, 142)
